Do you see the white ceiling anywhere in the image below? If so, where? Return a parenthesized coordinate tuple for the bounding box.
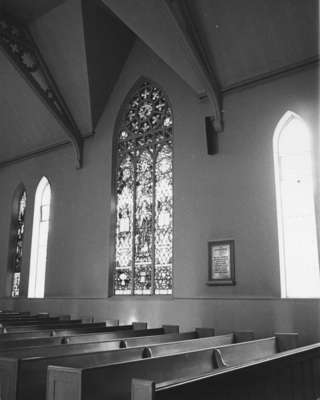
(0, 0, 318, 166)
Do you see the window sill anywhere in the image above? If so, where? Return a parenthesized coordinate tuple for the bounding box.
(109, 295, 174, 301)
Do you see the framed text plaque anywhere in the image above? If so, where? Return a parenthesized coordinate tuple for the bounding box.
(207, 240, 235, 286)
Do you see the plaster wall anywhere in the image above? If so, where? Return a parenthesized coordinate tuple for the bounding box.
(0, 40, 319, 344)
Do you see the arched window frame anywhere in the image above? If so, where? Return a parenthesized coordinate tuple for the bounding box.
(111, 77, 174, 296)
(7, 184, 27, 297)
(28, 176, 51, 298)
(273, 111, 320, 298)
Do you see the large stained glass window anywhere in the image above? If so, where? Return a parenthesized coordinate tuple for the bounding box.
(11, 189, 27, 297)
(114, 80, 173, 295)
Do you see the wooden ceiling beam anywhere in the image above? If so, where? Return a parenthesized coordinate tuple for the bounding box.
(0, 12, 84, 168)
(164, 0, 223, 133)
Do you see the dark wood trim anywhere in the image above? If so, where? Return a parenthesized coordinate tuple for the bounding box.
(222, 56, 319, 95)
(164, 0, 223, 133)
(0, 12, 84, 168)
(0, 134, 94, 170)
(174, 1, 222, 102)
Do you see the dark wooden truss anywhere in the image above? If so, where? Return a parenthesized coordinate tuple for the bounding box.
(0, 12, 84, 168)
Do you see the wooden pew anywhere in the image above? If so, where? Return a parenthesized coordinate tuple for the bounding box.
(214, 333, 298, 367)
(0, 326, 181, 400)
(0, 322, 146, 340)
(0, 326, 181, 355)
(0, 329, 227, 361)
(0, 315, 50, 321)
(0, 317, 60, 324)
(46, 334, 294, 400)
(0, 311, 30, 316)
(0, 326, 183, 350)
(0, 312, 50, 319)
(0, 319, 81, 330)
(2, 320, 109, 332)
(132, 342, 320, 400)
(0, 330, 232, 400)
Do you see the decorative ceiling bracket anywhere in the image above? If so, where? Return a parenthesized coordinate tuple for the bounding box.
(0, 12, 84, 168)
(164, 0, 224, 135)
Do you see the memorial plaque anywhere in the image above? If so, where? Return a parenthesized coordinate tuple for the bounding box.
(207, 240, 235, 285)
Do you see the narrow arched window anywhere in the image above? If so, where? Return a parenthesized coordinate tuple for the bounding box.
(28, 177, 51, 298)
(8, 186, 27, 297)
(273, 111, 320, 297)
(113, 79, 173, 295)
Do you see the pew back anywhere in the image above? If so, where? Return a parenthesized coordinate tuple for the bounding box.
(131, 343, 320, 400)
(0, 328, 179, 350)
(214, 337, 277, 367)
(46, 334, 294, 400)
(0, 323, 145, 341)
(0, 329, 223, 400)
(47, 348, 219, 400)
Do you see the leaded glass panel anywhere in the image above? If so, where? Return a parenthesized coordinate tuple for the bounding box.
(11, 190, 26, 297)
(115, 156, 134, 295)
(114, 80, 173, 295)
(155, 146, 173, 294)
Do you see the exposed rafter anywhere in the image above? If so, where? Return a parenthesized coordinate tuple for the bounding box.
(0, 11, 84, 168)
(164, 0, 223, 133)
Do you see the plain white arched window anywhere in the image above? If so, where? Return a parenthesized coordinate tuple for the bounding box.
(28, 177, 51, 298)
(274, 111, 320, 298)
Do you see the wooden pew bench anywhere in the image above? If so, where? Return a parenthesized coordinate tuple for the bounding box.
(0, 317, 61, 326)
(0, 325, 179, 400)
(214, 333, 298, 367)
(0, 325, 182, 350)
(141, 332, 254, 358)
(0, 311, 29, 315)
(0, 328, 226, 400)
(2, 320, 117, 333)
(46, 334, 294, 400)
(132, 342, 320, 400)
(0, 327, 181, 356)
(0, 316, 53, 322)
(0, 322, 146, 340)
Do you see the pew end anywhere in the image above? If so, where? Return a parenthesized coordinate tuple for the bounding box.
(79, 315, 94, 323)
(46, 366, 82, 400)
(162, 325, 179, 333)
(37, 312, 50, 318)
(105, 319, 120, 327)
(195, 327, 215, 337)
(233, 331, 254, 342)
(214, 337, 278, 368)
(59, 315, 71, 321)
(132, 322, 148, 330)
(274, 332, 299, 351)
(132, 379, 155, 400)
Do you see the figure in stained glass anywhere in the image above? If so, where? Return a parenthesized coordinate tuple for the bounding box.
(11, 190, 26, 297)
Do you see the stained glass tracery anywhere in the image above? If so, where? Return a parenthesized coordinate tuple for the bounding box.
(11, 190, 27, 297)
(114, 80, 173, 295)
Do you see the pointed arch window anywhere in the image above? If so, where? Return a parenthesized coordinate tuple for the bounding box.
(28, 177, 51, 298)
(8, 186, 27, 297)
(273, 111, 320, 297)
(113, 79, 173, 295)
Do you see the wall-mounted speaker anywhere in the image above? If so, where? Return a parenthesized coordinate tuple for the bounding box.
(205, 116, 218, 155)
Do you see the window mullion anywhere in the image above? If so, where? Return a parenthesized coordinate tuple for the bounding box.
(151, 145, 157, 295)
(132, 153, 137, 296)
